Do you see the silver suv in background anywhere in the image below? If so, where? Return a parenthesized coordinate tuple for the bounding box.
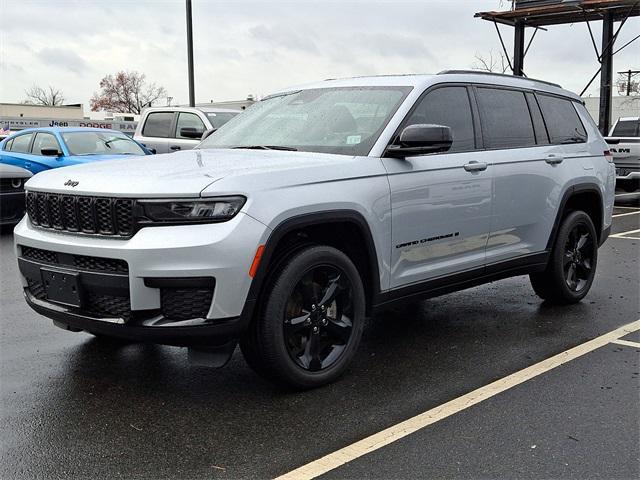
(134, 106, 240, 153)
(15, 71, 615, 389)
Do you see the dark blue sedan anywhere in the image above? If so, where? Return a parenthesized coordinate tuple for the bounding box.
(0, 127, 152, 174)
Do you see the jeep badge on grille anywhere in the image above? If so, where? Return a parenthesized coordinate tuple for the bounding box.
(64, 180, 79, 187)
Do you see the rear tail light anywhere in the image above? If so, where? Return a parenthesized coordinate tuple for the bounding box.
(604, 150, 614, 163)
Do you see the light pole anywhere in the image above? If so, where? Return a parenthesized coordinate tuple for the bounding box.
(186, 0, 195, 107)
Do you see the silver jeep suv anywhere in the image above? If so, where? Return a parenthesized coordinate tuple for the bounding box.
(14, 71, 615, 388)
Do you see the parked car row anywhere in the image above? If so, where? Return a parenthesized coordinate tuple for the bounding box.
(0, 106, 241, 225)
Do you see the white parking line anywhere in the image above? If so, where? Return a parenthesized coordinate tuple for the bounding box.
(611, 339, 640, 349)
(615, 192, 640, 198)
(612, 211, 640, 218)
(614, 206, 640, 211)
(276, 320, 640, 480)
(610, 228, 640, 239)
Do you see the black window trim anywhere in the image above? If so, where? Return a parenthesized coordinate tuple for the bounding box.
(524, 92, 550, 145)
(385, 81, 586, 157)
(533, 91, 588, 146)
(30, 131, 62, 156)
(142, 111, 178, 139)
(386, 82, 481, 157)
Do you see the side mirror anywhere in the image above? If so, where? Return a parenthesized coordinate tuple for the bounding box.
(180, 127, 204, 139)
(385, 124, 453, 158)
(200, 128, 217, 141)
(41, 148, 62, 157)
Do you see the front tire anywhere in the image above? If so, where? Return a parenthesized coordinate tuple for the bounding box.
(530, 211, 598, 304)
(240, 245, 366, 389)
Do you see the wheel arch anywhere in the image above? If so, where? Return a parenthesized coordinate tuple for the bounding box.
(241, 210, 381, 322)
(547, 183, 605, 250)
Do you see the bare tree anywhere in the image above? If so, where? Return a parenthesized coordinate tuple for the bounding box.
(24, 85, 65, 106)
(472, 50, 512, 74)
(90, 71, 167, 114)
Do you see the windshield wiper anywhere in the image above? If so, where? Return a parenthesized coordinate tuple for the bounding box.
(231, 145, 298, 151)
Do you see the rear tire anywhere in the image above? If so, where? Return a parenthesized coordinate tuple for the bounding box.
(530, 210, 598, 304)
(240, 245, 366, 389)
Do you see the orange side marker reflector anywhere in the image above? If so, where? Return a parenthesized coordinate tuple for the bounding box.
(249, 245, 265, 278)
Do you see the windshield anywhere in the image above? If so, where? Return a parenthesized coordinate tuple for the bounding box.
(205, 112, 239, 129)
(198, 86, 412, 156)
(61, 131, 146, 156)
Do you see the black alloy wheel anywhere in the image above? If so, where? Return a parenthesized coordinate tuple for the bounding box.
(530, 210, 598, 304)
(240, 245, 366, 389)
(283, 266, 354, 372)
(563, 223, 595, 293)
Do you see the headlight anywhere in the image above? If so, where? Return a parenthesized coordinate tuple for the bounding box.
(139, 196, 246, 224)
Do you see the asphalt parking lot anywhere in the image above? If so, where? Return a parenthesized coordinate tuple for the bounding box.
(1, 195, 638, 480)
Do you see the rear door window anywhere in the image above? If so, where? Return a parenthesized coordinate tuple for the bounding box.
(142, 112, 174, 138)
(476, 88, 536, 149)
(611, 120, 639, 137)
(403, 86, 476, 152)
(9, 133, 33, 153)
(31, 132, 61, 155)
(536, 94, 587, 144)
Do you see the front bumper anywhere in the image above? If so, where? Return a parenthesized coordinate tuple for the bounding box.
(14, 212, 270, 345)
(24, 290, 247, 346)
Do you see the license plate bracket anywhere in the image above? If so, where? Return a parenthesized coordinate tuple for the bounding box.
(41, 268, 82, 307)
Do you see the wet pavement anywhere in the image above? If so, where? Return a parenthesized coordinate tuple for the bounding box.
(1, 204, 638, 479)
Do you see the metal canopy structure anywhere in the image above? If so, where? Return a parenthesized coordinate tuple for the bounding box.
(475, 0, 640, 135)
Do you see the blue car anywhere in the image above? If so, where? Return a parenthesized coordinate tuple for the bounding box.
(0, 127, 152, 174)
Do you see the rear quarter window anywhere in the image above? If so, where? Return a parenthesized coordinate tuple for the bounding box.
(9, 133, 33, 153)
(537, 94, 587, 144)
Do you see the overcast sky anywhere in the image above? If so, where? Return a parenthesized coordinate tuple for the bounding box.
(1, 0, 638, 109)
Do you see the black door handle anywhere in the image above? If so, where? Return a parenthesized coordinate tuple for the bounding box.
(170, 145, 181, 151)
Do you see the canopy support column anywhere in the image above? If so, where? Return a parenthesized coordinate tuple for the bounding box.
(598, 11, 615, 135)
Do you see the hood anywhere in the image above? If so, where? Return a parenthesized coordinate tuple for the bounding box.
(24, 148, 361, 197)
(0, 163, 33, 178)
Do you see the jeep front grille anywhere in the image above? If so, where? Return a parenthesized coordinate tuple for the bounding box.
(26, 192, 135, 237)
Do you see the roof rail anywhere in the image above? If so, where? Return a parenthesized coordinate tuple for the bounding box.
(437, 70, 562, 89)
